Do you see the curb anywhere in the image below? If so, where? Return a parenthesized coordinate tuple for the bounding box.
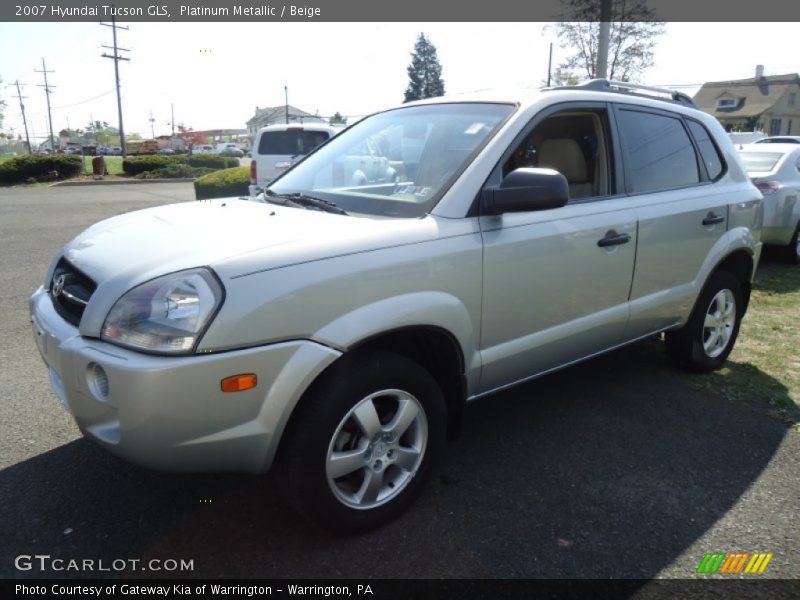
(51, 178, 196, 187)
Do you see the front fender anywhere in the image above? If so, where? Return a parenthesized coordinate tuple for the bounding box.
(313, 291, 481, 380)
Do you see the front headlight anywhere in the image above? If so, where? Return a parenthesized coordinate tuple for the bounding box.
(101, 268, 224, 354)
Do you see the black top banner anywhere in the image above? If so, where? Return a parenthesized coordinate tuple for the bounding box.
(1, 0, 799, 22)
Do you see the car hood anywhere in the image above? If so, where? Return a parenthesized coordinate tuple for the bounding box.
(60, 197, 443, 280)
(54, 198, 447, 335)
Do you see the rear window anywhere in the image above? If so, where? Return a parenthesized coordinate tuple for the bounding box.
(258, 130, 330, 155)
(754, 138, 800, 144)
(738, 152, 783, 173)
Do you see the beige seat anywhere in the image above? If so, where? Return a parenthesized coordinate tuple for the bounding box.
(538, 139, 593, 199)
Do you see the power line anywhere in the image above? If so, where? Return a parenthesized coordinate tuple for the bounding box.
(51, 89, 115, 110)
(101, 15, 130, 157)
(34, 58, 56, 151)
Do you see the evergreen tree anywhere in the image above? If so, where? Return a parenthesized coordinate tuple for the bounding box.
(404, 33, 445, 103)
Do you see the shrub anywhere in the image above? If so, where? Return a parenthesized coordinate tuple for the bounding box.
(186, 154, 238, 170)
(137, 164, 215, 179)
(194, 167, 250, 200)
(0, 154, 82, 184)
(121, 155, 174, 175)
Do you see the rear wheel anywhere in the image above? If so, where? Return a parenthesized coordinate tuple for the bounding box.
(665, 270, 743, 372)
(277, 351, 446, 534)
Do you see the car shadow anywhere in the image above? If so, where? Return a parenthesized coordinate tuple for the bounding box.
(0, 340, 792, 579)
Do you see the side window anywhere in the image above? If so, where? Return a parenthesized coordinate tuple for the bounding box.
(687, 119, 725, 180)
(617, 109, 699, 193)
(502, 109, 613, 200)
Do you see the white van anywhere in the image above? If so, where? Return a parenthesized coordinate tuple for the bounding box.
(729, 131, 766, 146)
(249, 123, 344, 196)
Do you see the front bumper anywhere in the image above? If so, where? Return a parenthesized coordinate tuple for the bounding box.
(29, 287, 341, 473)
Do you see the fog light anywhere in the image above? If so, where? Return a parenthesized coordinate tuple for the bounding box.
(221, 373, 257, 392)
(86, 362, 110, 400)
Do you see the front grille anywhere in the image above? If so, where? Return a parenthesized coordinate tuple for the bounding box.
(50, 258, 96, 326)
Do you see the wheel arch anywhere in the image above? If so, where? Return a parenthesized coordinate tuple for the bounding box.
(712, 249, 755, 314)
(347, 326, 467, 441)
(275, 325, 468, 473)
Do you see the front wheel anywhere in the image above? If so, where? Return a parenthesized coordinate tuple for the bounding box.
(665, 270, 743, 372)
(276, 351, 446, 534)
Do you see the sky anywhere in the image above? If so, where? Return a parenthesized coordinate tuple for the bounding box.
(1, 21, 798, 144)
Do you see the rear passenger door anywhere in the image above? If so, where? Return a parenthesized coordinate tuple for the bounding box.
(614, 105, 729, 338)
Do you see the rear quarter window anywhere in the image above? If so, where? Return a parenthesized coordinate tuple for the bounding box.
(617, 108, 700, 193)
(687, 119, 725, 180)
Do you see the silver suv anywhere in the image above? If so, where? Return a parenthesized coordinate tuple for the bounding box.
(30, 81, 763, 532)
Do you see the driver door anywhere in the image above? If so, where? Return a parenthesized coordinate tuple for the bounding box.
(478, 103, 637, 393)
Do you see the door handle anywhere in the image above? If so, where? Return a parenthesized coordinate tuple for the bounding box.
(702, 213, 725, 226)
(597, 231, 631, 247)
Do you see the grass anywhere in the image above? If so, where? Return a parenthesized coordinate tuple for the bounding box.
(679, 261, 800, 423)
(82, 155, 124, 175)
(0, 156, 13, 166)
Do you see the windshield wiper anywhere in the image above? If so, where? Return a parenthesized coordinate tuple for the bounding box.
(263, 190, 348, 215)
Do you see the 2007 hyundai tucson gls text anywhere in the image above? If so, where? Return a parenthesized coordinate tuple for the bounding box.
(30, 81, 763, 532)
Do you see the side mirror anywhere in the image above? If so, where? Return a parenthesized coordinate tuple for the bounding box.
(482, 168, 569, 215)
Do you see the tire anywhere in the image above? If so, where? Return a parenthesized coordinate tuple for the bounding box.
(665, 270, 743, 372)
(785, 223, 800, 265)
(276, 350, 446, 534)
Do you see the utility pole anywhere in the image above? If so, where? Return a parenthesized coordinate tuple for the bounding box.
(149, 110, 155, 139)
(101, 14, 130, 157)
(284, 85, 289, 124)
(11, 81, 33, 154)
(596, 0, 612, 79)
(34, 58, 56, 152)
(547, 42, 553, 87)
(171, 103, 175, 136)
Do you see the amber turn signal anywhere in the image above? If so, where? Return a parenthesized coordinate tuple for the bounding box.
(220, 373, 257, 392)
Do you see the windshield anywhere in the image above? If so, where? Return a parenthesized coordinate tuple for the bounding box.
(739, 152, 784, 173)
(268, 103, 514, 217)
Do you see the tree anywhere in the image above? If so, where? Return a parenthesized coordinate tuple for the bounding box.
(177, 125, 207, 148)
(404, 33, 445, 103)
(329, 112, 347, 125)
(85, 121, 116, 147)
(0, 76, 7, 132)
(0, 76, 5, 131)
(549, 67, 581, 87)
(554, 0, 664, 83)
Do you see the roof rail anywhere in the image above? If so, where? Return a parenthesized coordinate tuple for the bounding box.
(546, 79, 697, 108)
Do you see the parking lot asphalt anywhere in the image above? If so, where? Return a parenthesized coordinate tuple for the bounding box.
(0, 183, 798, 581)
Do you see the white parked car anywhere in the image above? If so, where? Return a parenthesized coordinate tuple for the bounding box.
(192, 145, 215, 155)
(753, 136, 800, 145)
(729, 131, 766, 146)
(249, 123, 344, 195)
(738, 143, 800, 263)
